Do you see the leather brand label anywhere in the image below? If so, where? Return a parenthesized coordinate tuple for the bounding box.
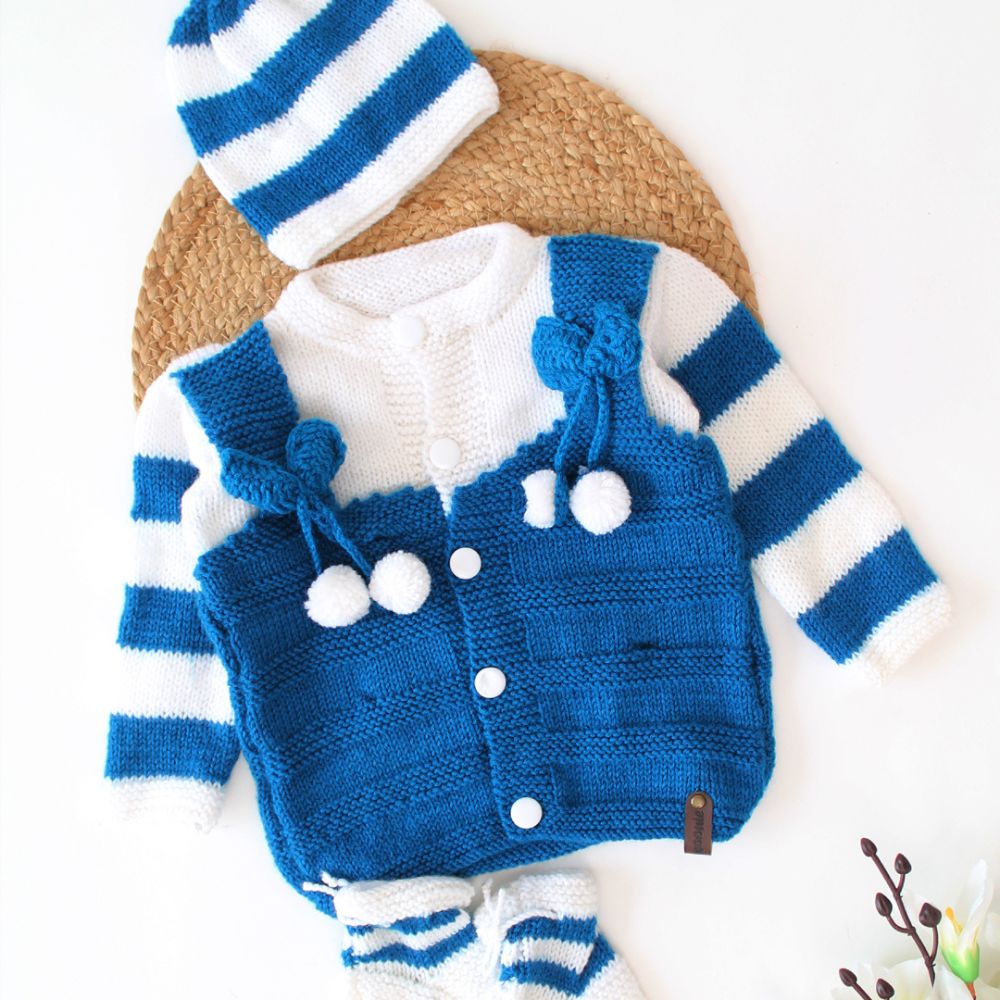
(684, 791, 714, 855)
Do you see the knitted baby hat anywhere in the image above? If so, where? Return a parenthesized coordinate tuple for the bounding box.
(166, 0, 500, 269)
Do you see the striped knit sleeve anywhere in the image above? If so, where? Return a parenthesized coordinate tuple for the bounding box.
(105, 372, 239, 830)
(643, 248, 951, 681)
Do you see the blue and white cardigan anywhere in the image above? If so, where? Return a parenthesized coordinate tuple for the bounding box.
(105, 222, 950, 900)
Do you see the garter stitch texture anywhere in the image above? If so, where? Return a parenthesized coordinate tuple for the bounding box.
(167, 0, 499, 268)
(105, 223, 950, 900)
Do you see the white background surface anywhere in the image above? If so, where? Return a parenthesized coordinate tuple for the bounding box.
(1, 2, 998, 997)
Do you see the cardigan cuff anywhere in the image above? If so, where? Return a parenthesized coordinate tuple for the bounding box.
(104, 776, 225, 833)
(845, 581, 952, 684)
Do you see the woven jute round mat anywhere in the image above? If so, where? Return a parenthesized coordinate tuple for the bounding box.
(132, 49, 758, 408)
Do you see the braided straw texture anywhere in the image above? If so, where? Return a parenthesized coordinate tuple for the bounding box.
(132, 50, 758, 408)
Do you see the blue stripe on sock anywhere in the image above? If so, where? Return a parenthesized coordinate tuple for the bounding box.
(169, 0, 257, 48)
(797, 529, 938, 662)
(733, 420, 861, 557)
(117, 586, 214, 655)
(505, 916, 598, 946)
(105, 715, 239, 782)
(500, 933, 615, 997)
(177, 0, 394, 155)
(346, 909, 462, 936)
(131, 456, 198, 523)
(670, 302, 780, 425)
(234, 26, 473, 236)
(341, 921, 477, 969)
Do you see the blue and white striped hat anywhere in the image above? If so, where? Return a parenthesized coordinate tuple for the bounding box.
(167, 0, 500, 269)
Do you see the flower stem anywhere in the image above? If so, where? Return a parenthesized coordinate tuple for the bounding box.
(866, 847, 936, 984)
(845, 977, 875, 1000)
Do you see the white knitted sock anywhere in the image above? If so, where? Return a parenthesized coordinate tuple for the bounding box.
(334, 875, 492, 1000)
(476, 871, 647, 1000)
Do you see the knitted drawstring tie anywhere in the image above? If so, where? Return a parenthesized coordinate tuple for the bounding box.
(528, 301, 641, 534)
(302, 871, 350, 899)
(219, 419, 430, 627)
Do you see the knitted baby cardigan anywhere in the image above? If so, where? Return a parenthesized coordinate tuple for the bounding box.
(106, 222, 949, 903)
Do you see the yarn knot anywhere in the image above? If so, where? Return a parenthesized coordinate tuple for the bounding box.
(284, 418, 347, 492)
(531, 301, 641, 520)
(533, 300, 642, 393)
(219, 419, 372, 577)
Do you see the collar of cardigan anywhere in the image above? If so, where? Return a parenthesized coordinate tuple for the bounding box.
(270, 221, 544, 352)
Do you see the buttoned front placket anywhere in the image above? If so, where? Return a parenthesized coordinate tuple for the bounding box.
(443, 433, 564, 845)
(382, 306, 558, 845)
(381, 310, 492, 507)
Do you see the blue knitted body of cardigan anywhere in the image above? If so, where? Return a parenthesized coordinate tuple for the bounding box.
(173, 235, 775, 904)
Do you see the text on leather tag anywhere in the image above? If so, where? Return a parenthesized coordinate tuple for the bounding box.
(684, 791, 714, 855)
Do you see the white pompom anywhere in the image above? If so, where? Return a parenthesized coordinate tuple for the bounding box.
(569, 469, 632, 535)
(522, 469, 557, 529)
(368, 551, 431, 615)
(305, 565, 371, 628)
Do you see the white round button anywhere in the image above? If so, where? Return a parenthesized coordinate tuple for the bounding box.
(391, 314, 425, 348)
(510, 797, 543, 829)
(474, 667, 507, 699)
(449, 547, 481, 580)
(429, 437, 461, 470)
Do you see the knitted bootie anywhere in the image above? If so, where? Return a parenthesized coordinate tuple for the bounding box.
(334, 876, 491, 999)
(476, 871, 647, 1000)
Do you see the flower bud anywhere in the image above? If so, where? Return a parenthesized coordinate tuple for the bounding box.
(875, 892, 893, 917)
(839, 969, 859, 986)
(860, 838, 878, 857)
(875, 980, 895, 998)
(919, 903, 942, 927)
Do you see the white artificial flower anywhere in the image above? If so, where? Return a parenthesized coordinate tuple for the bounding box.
(940, 861, 994, 987)
(933, 963, 1000, 1000)
(983, 913, 1000, 985)
(835, 862, 1000, 1000)
(888, 960, 938, 1000)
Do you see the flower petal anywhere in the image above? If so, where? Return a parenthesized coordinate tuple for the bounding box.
(963, 860, 995, 934)
(884, 959, 936, 1000)
(934, 966, 975, 1000)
